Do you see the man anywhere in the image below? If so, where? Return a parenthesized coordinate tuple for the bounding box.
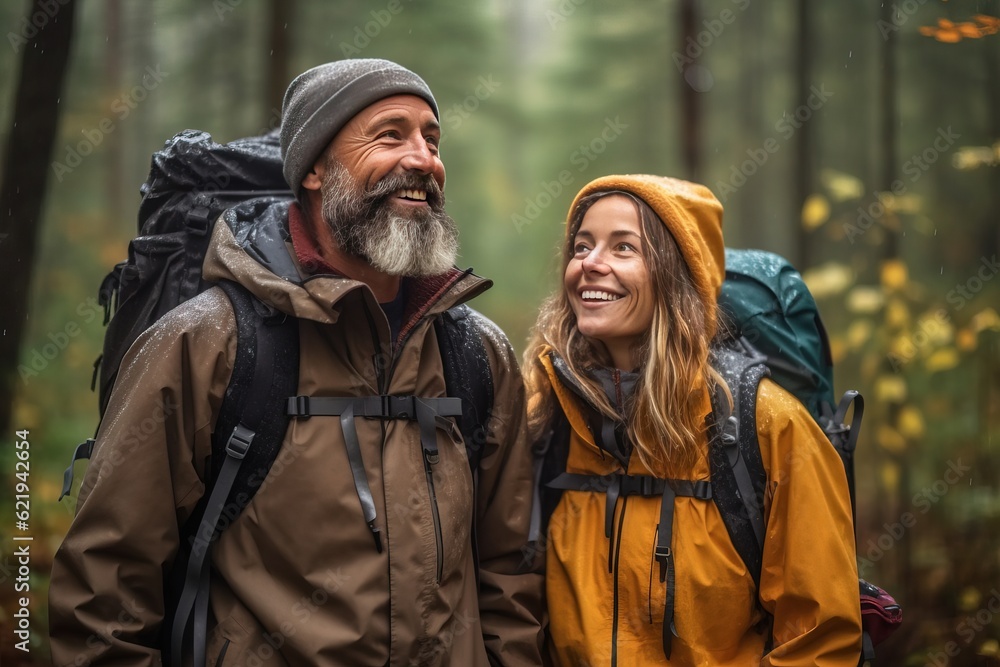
(49, 59, 544, 666)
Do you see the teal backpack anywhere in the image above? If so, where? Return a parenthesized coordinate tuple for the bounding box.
(713, 248, 901, 664)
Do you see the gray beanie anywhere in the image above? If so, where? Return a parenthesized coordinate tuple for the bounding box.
(279, 59, 439, 197)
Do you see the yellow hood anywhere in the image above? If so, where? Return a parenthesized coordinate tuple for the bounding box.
(568, 174, 725, 335)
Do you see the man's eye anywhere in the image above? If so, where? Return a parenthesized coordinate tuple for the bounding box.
(379, 130, 401, 140)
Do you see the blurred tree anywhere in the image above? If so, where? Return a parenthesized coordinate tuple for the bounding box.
(679, 0, 703, 181)
(266, 0, 295, 118)
(0, 0, 77, 436)
(794, 0, 814, 266)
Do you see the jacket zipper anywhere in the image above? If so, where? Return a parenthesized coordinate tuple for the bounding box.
(611, 496, 629, 666)
(423, 450, 445, 583)
(362, 305, 388, 392)
(366, 300, 445, 584)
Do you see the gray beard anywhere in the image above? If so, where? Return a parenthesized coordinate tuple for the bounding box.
(320, 160, 459, 277)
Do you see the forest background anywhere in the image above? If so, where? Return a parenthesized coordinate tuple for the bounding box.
(0, 0, 998, 665)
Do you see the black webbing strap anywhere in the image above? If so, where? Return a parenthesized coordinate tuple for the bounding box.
(546, 468, 712, 644)
(832, 390, 864, 530)
(173, 440, 246, 667)
(171, 282, 283, 667)
(657, 483, 677, 660)
(286, 395, 462, 420)
(59, 439, 95, 500)
(287, 394, 462, 552)
(546, 472, 711, 499)
(339, 402, 381, 552)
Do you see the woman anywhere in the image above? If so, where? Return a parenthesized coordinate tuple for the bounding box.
(524, 174, 862, 665)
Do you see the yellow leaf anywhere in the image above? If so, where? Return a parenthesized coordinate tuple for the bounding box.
(802, 262, 854, 299)
(12, 400, 41, 430)
(801, 194, 830, 230)
(892, 193, 923, 214)
(878, 426, 907, 453)
(897, 406, 925, 439)
(819, 169, 864, 201)
(970, 307, 1000, 333)
(889, 335, 917, 362)
(956, 328, 978, 351)
(884, 298, 910, 330)
(875, 375, 908, 402)
(925, 347, 960, 372)
(846, 320, 873, 350)
(880, 260, 909, 291)
(959, 587, 982, 611)
(953, 146, 999, 170)
(978, 639, 1000, 657)
(880, 461, 900, 493)
(846, 287, 884, 314)
(916, 311, 953, 346)
(828, 336, 847, 364)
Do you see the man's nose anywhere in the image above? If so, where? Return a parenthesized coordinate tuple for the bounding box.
(399, 137, 437, 174)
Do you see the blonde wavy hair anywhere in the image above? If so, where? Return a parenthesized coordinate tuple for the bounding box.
(523, 191, 728, 476)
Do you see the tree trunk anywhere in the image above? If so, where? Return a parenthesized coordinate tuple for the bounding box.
(266, 0, 295, 126)
(879, 1, 899, 261)
(985, 12, 1000, 257)
(0, 0, 78, 435)
(678, 0, 701, 181)
(106, 0, 124, 226)
(794, 0, 814, 267)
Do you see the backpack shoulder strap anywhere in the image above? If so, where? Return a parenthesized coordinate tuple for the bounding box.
(169, 280, 298, 667)
(708, 337, 769, 589)
(434, 303, 495, 587)
(434, 303, 495, 470)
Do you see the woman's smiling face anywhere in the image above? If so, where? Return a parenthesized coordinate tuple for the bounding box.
(564, 194, 655, 370)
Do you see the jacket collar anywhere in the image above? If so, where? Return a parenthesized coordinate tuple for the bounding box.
(203, 199, 492, 329)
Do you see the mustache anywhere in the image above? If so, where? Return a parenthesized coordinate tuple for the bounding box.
(363, 171, 445, 210)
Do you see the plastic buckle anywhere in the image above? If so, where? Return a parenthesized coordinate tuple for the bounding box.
(288, 395, 310, 417)
(385, 395, 416, 420)
(227, 424, 255, 459)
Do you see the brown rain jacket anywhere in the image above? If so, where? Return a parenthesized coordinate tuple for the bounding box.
(49, 200, 544, 666)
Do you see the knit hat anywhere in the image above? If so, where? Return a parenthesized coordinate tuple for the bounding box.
(567, 174, 726, 336)
(280, 59, 439, 196)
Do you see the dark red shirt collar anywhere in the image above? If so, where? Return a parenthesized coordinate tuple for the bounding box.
(288, 202, 340, 276)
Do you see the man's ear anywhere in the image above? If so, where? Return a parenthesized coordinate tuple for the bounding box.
(300, 155, 325, 192)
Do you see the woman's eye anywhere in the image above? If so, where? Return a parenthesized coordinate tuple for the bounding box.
(616, 242, 637, 253)
(573, 243, 591, 255)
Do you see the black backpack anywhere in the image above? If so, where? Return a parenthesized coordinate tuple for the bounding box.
(59, 129, 496, 667)
(533, 249, 902, 664)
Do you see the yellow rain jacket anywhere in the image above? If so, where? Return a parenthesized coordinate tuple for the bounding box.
(540, 175, 862, 666)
